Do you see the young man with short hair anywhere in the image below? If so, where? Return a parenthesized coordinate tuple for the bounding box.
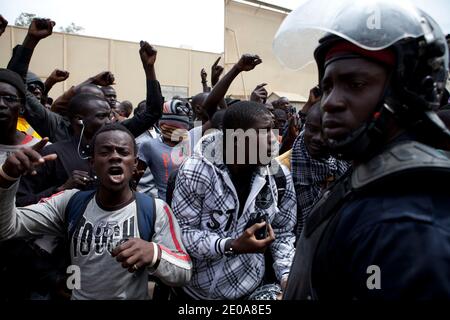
(0, 124, 192, 300)
(172, 55, 297, 300)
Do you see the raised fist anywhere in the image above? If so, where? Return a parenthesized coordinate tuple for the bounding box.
(235, 54, 262, 72)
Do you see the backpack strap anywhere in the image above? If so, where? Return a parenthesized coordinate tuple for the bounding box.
(65, 190, 96, 241)
(272, 164, 287, 207)
(165, 169, 179, 208)
(134, 192, 156, 242)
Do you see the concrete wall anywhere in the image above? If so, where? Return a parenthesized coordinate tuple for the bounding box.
(224, 0, 318, 100)
(0, 25, 222, 107)
(0, 0, 318, 107)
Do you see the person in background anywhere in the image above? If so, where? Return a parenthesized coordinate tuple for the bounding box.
(137, 99, 191, 201)
(290, 102, 349, 239)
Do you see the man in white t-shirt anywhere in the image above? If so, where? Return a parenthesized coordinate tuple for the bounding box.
(0, 123, 192, 299)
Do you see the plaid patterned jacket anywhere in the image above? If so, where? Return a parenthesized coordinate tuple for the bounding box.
(172, 132, 297, 300)
(291, 131, 350, 239)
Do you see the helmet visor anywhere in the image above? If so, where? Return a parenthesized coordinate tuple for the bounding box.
(273, 0, 448, 70)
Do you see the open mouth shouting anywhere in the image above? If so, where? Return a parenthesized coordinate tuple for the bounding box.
(107, 166, 125, 184)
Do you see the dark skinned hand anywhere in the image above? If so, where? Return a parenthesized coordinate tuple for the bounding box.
(0, 15, 8, 37)
(250, 83, 268, 104)
(139, 41, 157, 68)
(112, 238, 157, 273)
(211, 56, 224, 86)
(27, 18, 55, 40)
(231, 221, 275, 254)
(48, 69, 70, 83)
(90, 71, 115, 86)
(1, 138, 56, 179)
(235, 54, 262, 72)
(57, 170, 93, 192)
(200, 68, 208, 82)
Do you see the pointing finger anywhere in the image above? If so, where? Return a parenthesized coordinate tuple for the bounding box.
(213, 56, 221, 66)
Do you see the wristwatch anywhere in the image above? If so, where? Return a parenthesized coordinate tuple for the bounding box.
(224, 239, 235, 257)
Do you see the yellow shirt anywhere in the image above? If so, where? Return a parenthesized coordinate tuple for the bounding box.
(16, 117, 41, 139)
(276, 149, 292, 171)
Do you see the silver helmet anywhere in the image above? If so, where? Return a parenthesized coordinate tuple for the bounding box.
(273, 0, 450, 160)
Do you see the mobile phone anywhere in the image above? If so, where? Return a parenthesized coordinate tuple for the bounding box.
(245, 214, 268, 240)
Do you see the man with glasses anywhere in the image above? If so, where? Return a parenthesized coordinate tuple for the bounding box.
(0, 68, 46, 300)
(0, 68, 41, 165)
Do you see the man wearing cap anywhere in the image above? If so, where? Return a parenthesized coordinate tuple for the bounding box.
(276, 0, 450, 299)
(15, 71, 45, 140)
(137, 99, 192, 202)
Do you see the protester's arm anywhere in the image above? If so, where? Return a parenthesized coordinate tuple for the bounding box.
(173, 159, 276, 259)
(111, 200, 191, 287)
(211, 57, 227, 110)
(0, 15, 8, 37)
(15, 147, 60, 206)
(301, 86, 322, 115)
(51, 71, 115, 116)
(210, 56, 224, 87)
(203, 54, 262, 120)
(44, 69, 69, 96)
(0, 181, 76, 241)
(250, 83, 268, 104)
(23, 92, 68, 143)
(147, 199, 192, 286)
(269, 164, 297, 287)
(5, 17, 69, 142)
(16, 142, 90, 206)
(7, 18, 55, 80)
(121, 41, 163, 137)
(0, 140, 75, 241)
(200, 68, 210, 93)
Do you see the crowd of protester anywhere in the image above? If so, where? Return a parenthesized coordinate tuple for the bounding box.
(0, 0, 450, 301)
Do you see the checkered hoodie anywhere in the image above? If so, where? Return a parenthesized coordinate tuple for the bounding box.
(172, 131, 297, 300)
(291, 131, 350, 238)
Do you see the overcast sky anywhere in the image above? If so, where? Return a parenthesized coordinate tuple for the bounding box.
(1, 0, 448, 53)
(0, 0, 302, 53)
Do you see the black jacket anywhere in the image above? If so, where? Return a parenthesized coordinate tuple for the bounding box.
(16, 136, 94, 206)
(285, 141, 450, 300)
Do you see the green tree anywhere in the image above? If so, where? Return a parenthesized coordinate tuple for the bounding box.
(59, 22, 84, 34)
(14, 13, 84, 34)
(14, 12, 36, 27)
